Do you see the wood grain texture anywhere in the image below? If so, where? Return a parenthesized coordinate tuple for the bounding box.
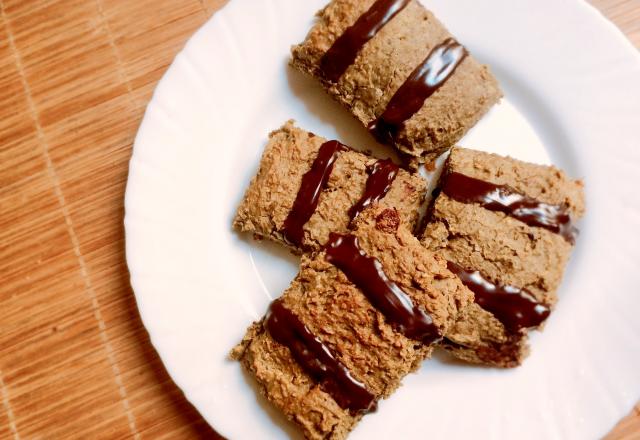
(0, 0, 637, 439)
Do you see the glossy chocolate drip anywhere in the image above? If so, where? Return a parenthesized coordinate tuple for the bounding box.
(320, 0, 410, 82)
(441, 171, 578, 244)
(369, 38, 468, 144)
(348, 159, 399, 224)
(325, 233, 440, 343)
(282, 141, 346, 247)
(446, 261, 550, 333)
(265, 299, 376, 413)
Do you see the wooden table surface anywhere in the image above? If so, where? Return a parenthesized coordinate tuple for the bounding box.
(0, 1, 638, 439)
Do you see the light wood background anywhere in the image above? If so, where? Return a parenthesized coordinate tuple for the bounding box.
(0, 0, 638, 439)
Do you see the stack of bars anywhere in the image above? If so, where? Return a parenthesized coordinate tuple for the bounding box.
(230, 0, 585, 439)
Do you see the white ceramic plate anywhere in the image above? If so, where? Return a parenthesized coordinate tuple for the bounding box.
(124, 1, 640, 438)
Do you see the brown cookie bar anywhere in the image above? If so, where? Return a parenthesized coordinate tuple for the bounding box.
(421, 147, 585, 367)
(232, 206, 473, 439)
(233, 120, 427, 252)
(291, 0, 502, 164)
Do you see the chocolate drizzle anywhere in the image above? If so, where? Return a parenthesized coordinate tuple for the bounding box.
(320, 0, 410, 82)
(369, 38, 468, 144)
(348, 159, 399, 224)
(265, 298, 376, 413)
(441, 171, 578, 244)
(325, 233, 440, 343)
(446, 261, 551, 333)
(282, 141, 346, 247)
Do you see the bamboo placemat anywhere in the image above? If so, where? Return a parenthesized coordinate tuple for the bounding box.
(0, 1, 638, 438)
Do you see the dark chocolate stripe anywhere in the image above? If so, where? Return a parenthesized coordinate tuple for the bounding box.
(325, 233, 440, 343)
(446, 261, 550, 333)
(368, 38, 468, 144)
(348, 159, 399, 224)
(265, 298, 376, 414)
(282, 140, 346, 247)
(320, 0, 410, 82)
(441, 171, 578, 244)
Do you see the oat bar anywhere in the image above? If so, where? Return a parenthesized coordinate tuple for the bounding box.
(291, 0, 502, 164)
(232, 206, 472, 439)
(421, 147, 585, 367)
(233, 120, 427, 252)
